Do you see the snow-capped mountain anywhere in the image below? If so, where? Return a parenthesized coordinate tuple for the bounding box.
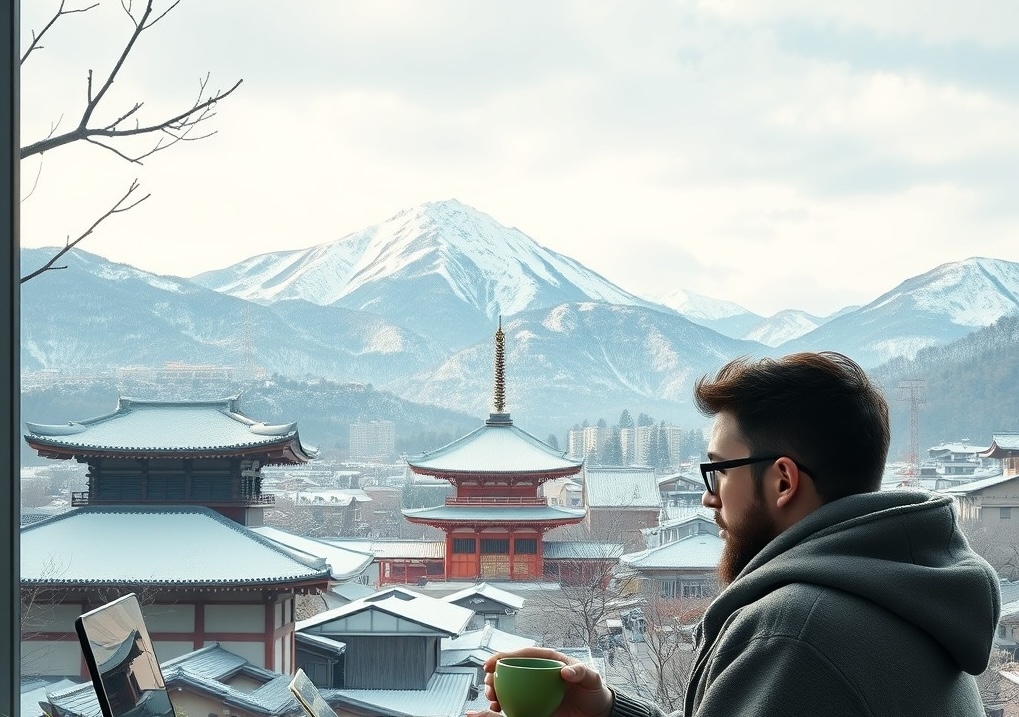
(390, 302, 762, 434)
(20, 248, 445, 382)
(743, 310, 828, 347)
(192, 199, 668, 349)
(649, 288, 763, 339)
(782, 257, 1019, 366)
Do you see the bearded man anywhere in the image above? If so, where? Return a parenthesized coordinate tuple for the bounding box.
(471, 352, 1001, 717)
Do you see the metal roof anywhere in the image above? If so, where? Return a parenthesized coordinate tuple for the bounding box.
(441, 582, 526, 610)
(403, 504, 586, 522)
(249, 526, 374, 581)
(940, 472, 1019, 496)
(543, 541, 624, 560)
(407, 419, 581, 475)
(323, 668, 476, 717)
(21, 506, 331, 586)
(620, 532, 724, 570)
(584, 467, 663, 508)
(298, 587, 474, 637)
(24, 396, 316, 459)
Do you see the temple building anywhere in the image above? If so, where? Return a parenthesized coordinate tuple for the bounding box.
(24, 396, 315, 526)
(21, 397, 367, 678)
(402, 323, 586, 581)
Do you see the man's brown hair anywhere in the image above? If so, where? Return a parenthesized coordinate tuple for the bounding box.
(694, 352, 890, 503)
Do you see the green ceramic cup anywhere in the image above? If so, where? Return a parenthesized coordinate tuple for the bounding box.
(493, 657, 567, 717)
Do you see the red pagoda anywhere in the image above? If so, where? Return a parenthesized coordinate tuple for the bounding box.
(403, 322, 585, 581)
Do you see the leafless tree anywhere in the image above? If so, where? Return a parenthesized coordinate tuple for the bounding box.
(20, 0, 242, 282)
(516, 543, 624, 649)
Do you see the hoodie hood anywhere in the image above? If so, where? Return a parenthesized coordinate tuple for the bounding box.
(701, 489, 1001, 675)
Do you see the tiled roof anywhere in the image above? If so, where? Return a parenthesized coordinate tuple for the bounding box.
(584, 467, 662, 508)
(983, 433, 1019, 458)
(298, 587, 474, 637)
(403, 505, 586, 522)
(407, 420, 582, 475)
(441, 582, 526, 610)
(323, 668, 476, 717)
(249, 526, 374, 581)
(21, 506, 331, 586)
(543, 541, 624, 560)
(24, 397, 316, 458)
(620, 532, 724, 570)
(325, 539, 445, 559)
(441, 625, 536, 666)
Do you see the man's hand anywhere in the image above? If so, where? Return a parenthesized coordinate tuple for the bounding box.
(466, 646, 614, 717)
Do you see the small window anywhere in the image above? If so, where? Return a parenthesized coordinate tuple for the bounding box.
(481, 539, 510, 554)
(514, 538, 537, 554)
(1002, 507, 1012, 520)
(453, 538, 476, 554)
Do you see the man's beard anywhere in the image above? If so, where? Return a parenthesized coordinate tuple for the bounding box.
(716, 497, 778, 586)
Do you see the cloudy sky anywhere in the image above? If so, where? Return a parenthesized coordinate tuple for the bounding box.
(19, 0, 1019, 317)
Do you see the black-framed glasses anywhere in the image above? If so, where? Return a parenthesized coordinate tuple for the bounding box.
(699, 455, 814, 495)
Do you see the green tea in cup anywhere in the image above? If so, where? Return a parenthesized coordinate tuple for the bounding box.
(493, 657, 567, 717)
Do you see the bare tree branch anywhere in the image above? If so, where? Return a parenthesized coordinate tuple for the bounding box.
(20, 156, 45, 203)
(20, 0, 100, 66)
(20, 180, 150, 283)
(21, 0, 243, 162)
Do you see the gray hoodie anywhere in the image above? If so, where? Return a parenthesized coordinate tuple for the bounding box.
(609, 489, 1001, 717)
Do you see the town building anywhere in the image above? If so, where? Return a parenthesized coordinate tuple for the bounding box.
(348, 420, 396, 462)
(580, 466, 662, 551)
(618, 531, 723, 600)
(402, 324, 586, 581)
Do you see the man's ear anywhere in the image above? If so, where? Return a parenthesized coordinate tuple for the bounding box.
(772, 457, 801, 510)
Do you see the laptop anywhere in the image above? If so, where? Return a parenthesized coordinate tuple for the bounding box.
(289, 668, 336, 717)
(74, 593, 175, 717)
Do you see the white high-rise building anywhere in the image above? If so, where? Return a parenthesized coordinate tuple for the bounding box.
(349, 420, 396, 462)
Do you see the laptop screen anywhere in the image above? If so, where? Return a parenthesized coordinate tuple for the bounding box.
(74, 593, 175, 717)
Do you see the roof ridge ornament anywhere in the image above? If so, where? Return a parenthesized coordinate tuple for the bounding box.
(487, 317, 512, 426)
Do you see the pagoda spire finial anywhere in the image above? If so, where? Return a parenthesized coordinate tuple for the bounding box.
(488, 317, 512, 425)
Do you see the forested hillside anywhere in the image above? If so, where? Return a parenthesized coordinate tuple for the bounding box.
(870, 315, 1019, 459)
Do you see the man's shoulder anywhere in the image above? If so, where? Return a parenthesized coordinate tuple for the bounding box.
(723, 582, 891, 643)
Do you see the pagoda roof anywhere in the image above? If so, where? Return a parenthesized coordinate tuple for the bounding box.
(406, 414, 582, 477)
(982, 433, 1019, 458)
(24, 396, 316, 461)
(21, 506, 331, 588)
(402, 504, 586, 524)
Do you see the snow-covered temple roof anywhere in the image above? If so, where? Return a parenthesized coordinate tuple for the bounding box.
(24, 396, 316, 461)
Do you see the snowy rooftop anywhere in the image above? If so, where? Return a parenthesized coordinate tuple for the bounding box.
(984, 433, 1019, 456)
(441, 582, 526, 610)
(407, 420, 581, 475)
(441, 625, 537, 666)
(620, 532, 724, 570)
(298, 586, 474, 637)
(249, 526, 374, 581)
(323, 667, 476, 717)
(21, 506, 330, 586)
(264, 488, 372, 506)
(940, 472, 1019, 496)
(325, 539, 445, 559)
(403, 504, 586, 523)
(543, 541, 624, 560)
(584, 467, 662, 508)
(24, 397, 315, 459)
